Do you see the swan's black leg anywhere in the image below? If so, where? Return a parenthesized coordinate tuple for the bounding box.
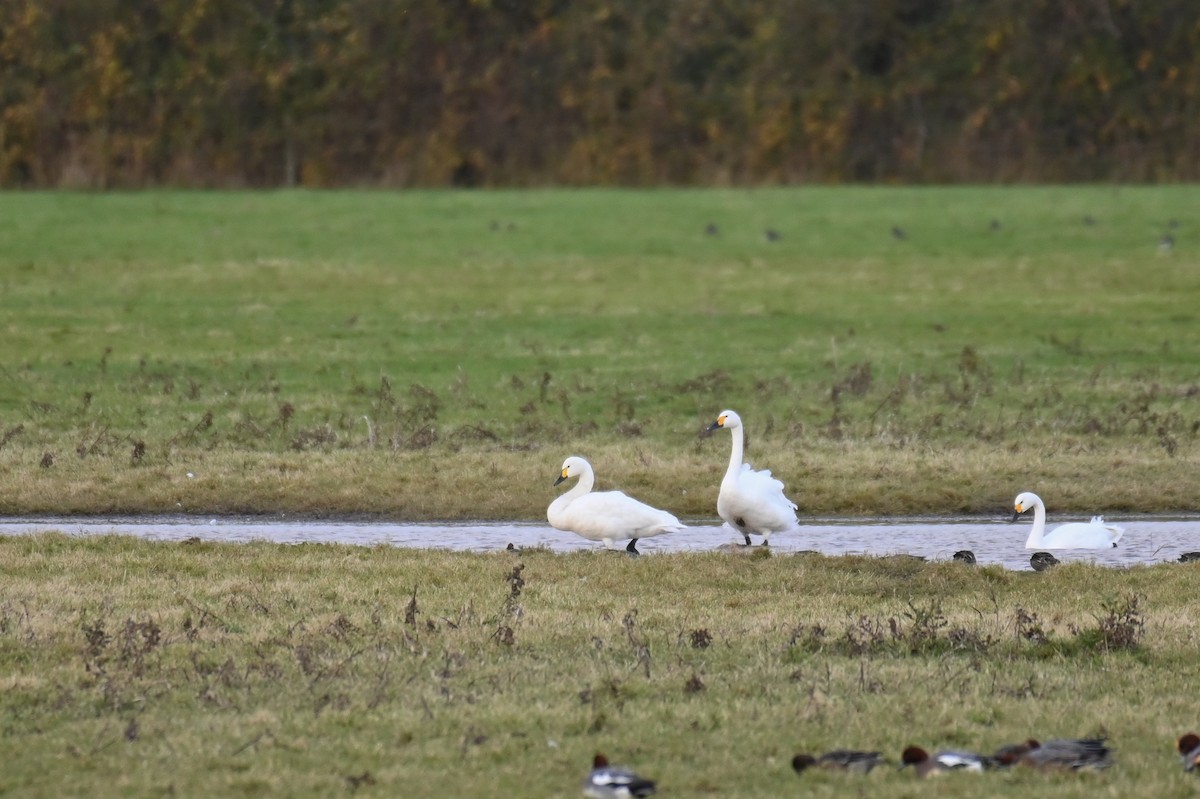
(625, 539, 640, 556)
(742, 533, 752, 547)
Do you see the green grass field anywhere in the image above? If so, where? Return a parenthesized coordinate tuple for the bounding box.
(2, 535, 1199, 798)
(1, 187, 1197, 518)
(2, 189, 1199, 797)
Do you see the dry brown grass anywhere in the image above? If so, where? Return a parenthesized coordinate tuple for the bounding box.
(1, 439, 1193, 519)
(2, 535, 1200, 797)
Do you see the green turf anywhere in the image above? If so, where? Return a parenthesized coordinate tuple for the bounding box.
(0, 187, 1196, 517)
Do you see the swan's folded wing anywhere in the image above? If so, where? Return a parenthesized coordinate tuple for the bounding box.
(568, 491, 683, 537)
(740, 463, 792, 499)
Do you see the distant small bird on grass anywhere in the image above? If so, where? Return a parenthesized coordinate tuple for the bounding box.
(792, 750, 885, 774)
(705, 222, 719, 236)
(989, 219, 1002, 231)
(764, 228, 780, 242)
(1030, 552, 1059, 572)
(891, 225, 907, 240)
(1159, 234, 1175, 253)
(582, 753, 656, 798)
(1083, 214, 1097, 226)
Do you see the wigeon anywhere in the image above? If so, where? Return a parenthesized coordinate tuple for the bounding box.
(998, 737, 1113, 771)
(1177, 733, 1200, 771)
(1029, 552, 1060, 572)
(900, 746, 990, 777)
(582, 753, 656, 798)
(991, 738, 1040, 765)
(791, 750, 885, 774)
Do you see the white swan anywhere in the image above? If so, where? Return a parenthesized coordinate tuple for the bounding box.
(708, 410, 798, 546)
(547, 456, 684, 555)
(1012, 492, 1123, 549)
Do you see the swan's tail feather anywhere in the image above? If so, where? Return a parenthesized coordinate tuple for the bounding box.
(1090, 516, 1124, 544)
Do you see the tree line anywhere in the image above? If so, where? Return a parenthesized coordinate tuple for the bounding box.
(1, 0, 1197, 188)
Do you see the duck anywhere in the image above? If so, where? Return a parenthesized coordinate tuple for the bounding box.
(952, 550, 976, 565)
(1012, 492, 1123, 549)
(991, 738, 1040, 765)
(708, 410, 798, 546)
(792, 750, 885, 774)
(899, 746, 990, 777)
(548, 457, 684, 555)
(1178, 733, 1200, 772)
(995, 737, 1113, 771)
(582, 753, 656, 798)
(1029, 552, 1059, 572)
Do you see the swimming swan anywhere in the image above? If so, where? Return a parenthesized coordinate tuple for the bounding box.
(1012, 492, 1123, 549)
(548, 456, 684, 555)
(708, 410, 798, 546)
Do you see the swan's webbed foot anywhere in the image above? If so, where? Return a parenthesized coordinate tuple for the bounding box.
(625, 539, 641, 556)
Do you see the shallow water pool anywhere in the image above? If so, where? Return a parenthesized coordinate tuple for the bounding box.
(2, 515, 1197, 570)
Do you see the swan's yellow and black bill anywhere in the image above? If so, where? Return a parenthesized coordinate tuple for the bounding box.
(707, 414, 727, 432)
(1011, 500, 1025, 522)
(554, 469, 568, 486)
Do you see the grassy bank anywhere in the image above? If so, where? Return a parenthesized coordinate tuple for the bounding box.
(0, 187, 1197, 517)
(1, 534, 1198, 797)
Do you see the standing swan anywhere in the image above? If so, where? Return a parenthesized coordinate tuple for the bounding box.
(1012, 492, 1123, 549)
(708, 410, 798, 546)
(548, 456, 684, 555)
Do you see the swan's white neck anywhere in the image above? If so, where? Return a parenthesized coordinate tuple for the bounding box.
(724, 424, 744, 482)
(562, 467, 594, 502)
(1025, 500, 1047, 548)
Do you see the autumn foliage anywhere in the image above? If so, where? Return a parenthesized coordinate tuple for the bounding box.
(1, 0, 1197, 187)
